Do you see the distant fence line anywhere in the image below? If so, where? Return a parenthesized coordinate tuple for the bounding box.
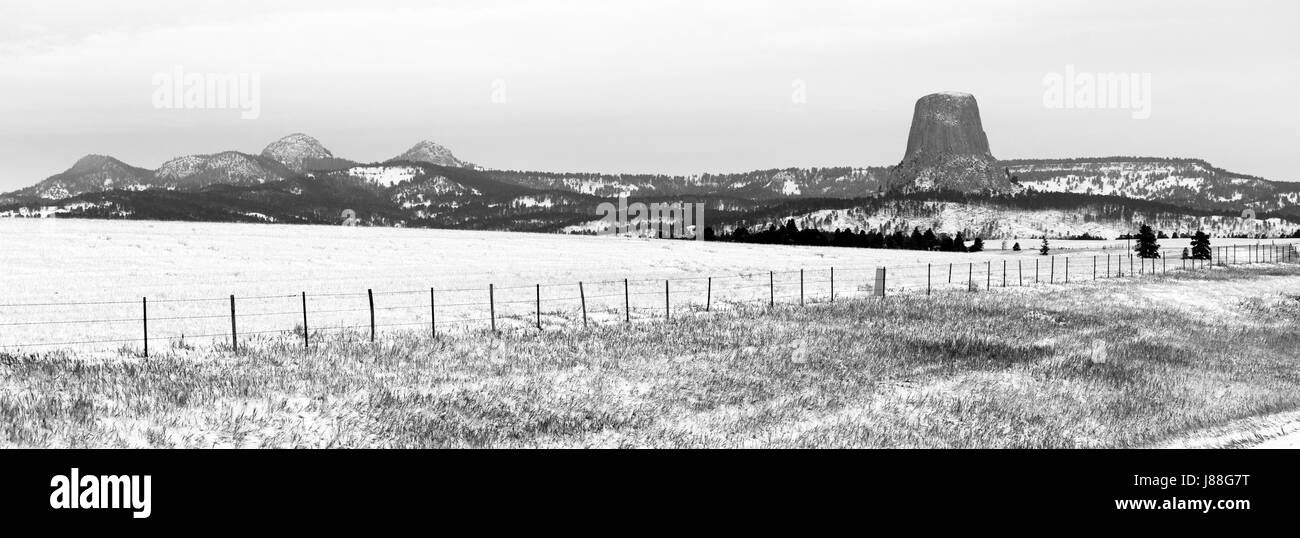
(0, 242, 1296, 355)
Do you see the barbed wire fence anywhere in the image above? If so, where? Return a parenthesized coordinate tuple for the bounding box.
(0, 242, 1296, 355)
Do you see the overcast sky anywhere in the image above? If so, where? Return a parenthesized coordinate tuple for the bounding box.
(0, 0, 1296, 191)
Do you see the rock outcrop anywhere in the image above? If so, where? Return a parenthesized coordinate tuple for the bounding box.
(889, 92, 1013, 193)
(387, 140, 472, 168)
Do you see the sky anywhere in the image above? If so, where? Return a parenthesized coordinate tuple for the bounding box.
(0, 0, 1296, 191)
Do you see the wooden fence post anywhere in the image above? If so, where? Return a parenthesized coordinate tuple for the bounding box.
(1035, 259, 1039, 283)
(948, 263, 953, 284)
(1065, 257, 1069, 284)
(142, 297, 148, 358)
(368, 289, 375, 341)
(624, 278, 630, 323)
(968, 262, 973, 291)
(430, 288, 437, 339)
(1093, 256, 1097, 280)
(230, 294, 237, 352)
(1002, 260, 1007, 288)
(1018, 260, 1023, 286)
(579, 281, 587, 328)
(927, 264, 931, 295)
(1050, 256, 1055, 284)
(874, 267, 887, 297)
(799, 269, 804, 306)
(986, 261, 991, 290)
(536, 284, 542, 330)
(769, 271, 774, 307)
(830, 267, 835, 302)
(301, 292, 308, 349)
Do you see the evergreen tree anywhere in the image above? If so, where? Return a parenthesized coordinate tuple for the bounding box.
(1134, 223, 1161, 259)
(1181, 247, 1190, 259)
(1012, 242, 1021, 251)
(953, 231, 967, 252)
(970, 237, 985, 252)
(939, 234, 955, 252)
(1190, 230, 1212, 260)
(1039, 237, 1051, 256)
(922, 229, 938, 251)
(908, 227, 924, 250)
(892, 230, 906, 249)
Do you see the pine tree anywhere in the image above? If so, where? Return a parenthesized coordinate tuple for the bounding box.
(1134, 223, 1161, 259)
(1012, 242, 1021, 251)
(1190, 230, 1212, 260)
(953, 231, 967, 252)
(970, 237, 985, 252)
(1039, 237, 1050, 256)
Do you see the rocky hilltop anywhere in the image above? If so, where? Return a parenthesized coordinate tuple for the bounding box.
(889, 92, 1012, 193)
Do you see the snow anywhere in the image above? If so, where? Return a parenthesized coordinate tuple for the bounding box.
(782, 178, 802, 196)
(346, 165, 420, 187)
(511, 196, 555, 208)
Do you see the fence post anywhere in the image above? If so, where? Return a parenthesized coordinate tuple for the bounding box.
(1108, 254, 1112, 277)
(368, 289, 375, 341)
(927, 264, 931, 295)
(769, 271, 774, 307)
(830, 267, 835, 302)
(1163, 256, 1166, 274)
(142, 297, 148, 358)
(968, 262, 973, 291)
(536, 284, 542, 330)
(1093, 256, 1097, 280)
(799, 269, 804, 306)
(1018, 260, 1023, 286)
(624, 278, 630, 323)
(874, 267, 886, 297)
(986, 261, 991, 290)
(230, 294, 237, 352)
(706, 277, 712, 312)
(488, 285, 495, 333)
(301, 292, 308, 349)
(948, 263, 953, 284)
(1065, 257, 1069, 284)
(1050, 256, 1055, 284)
(579, 281, 587, 328)
(1002, 260, 1006, 288)
(431, 288, 437, 339)
(665, 280, 670, 321)
(1035, 259, 1039, 284)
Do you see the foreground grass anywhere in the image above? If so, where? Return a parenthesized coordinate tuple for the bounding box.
(3, 265, 1300, 448)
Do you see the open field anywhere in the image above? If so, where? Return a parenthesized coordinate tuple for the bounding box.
(2, 219, 1296, 351)
(2, 263, 1299, 448)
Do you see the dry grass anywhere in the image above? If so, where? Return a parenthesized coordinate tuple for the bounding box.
(3, 265, 1300, 448)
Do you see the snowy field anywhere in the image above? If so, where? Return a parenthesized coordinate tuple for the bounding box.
(1, 218, 1296, 351)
